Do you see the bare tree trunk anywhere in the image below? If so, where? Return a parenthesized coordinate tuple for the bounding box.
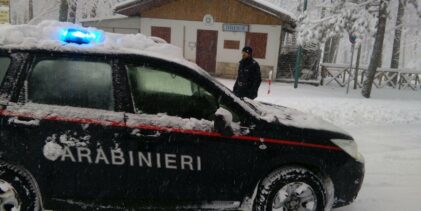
(354, 44, 362, 90)
(390, 0, 406, 69)
(59, 0, 69, 22)
(362, 0, 389, 98)
(28, 0, 34, 22)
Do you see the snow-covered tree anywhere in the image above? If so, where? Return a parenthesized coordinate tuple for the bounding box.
(58, 0, 68, 22)
(11, 0, 126, 24)
(297, 0, 377, 47)
(77, 0, 125, 20)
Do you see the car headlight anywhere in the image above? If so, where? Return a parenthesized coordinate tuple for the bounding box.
(331, 139, 364, 163)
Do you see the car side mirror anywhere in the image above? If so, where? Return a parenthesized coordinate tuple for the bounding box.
(214, 108, 234, 136)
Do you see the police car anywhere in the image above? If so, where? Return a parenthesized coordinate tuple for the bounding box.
(0, 22, 364, 211)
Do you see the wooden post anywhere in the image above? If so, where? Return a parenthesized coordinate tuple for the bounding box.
(354, 45, 362, 89)
(28, 0, 33, 21)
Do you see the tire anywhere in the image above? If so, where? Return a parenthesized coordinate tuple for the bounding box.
(0, 161, 42, 211)
(253, 167, 326, 211)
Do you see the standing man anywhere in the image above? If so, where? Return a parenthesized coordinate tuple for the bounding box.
(233, 46, 261, 99)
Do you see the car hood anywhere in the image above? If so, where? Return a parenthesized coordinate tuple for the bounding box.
(244, 99, 351, 137)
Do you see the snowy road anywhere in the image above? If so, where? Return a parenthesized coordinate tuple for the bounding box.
(218, 78, 421, 211)
(336, 124, 421, 211)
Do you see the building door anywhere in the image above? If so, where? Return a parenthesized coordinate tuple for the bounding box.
(151, 26, 171, 43)
(196, 30, 218, 73)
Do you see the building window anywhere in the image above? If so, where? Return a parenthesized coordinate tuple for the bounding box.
(224, 40, 240, 50)
(151, 26, 171, 43)
(245, 32, 268, 59)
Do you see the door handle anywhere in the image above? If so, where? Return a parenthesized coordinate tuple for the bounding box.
(130, 129, 161, 138)
(8, 117, 40, 127)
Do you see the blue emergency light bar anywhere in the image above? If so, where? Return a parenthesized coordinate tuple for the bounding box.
(61, 28, 102, 44)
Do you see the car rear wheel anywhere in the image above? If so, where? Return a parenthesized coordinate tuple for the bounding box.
(253, 167, 326, 211)
(0, 161, 42, 211)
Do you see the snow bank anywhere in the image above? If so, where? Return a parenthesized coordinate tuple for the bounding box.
(219, 79, 421, 128)
(263, 97, 421, 127)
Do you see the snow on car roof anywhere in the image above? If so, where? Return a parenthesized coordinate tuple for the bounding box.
(0, 20, 204, 73)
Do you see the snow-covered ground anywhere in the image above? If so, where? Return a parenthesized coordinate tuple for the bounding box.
(219, 78, 421, 211)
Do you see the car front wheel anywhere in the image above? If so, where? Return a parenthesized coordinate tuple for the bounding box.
(253, 167, 327, 211)
(0, 161, 42, 211)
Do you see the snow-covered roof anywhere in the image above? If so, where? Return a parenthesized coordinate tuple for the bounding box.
(239, 0, 296, 22)
(114, 0, 296, 24)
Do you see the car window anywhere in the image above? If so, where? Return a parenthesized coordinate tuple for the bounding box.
(27, 58, 114, 110)
(130, 66, 194, 96)
(127, 65, 218, 120)
(0, 56, 11, 84)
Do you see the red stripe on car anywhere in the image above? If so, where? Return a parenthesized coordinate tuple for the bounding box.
(0, 109, 342, 151)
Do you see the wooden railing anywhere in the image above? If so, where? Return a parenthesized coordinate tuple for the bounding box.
(320, 63, 421, 90)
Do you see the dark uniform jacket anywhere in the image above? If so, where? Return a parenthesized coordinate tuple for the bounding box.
(233, 57, 261, 99)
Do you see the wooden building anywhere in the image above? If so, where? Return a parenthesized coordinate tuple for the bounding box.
(83, 0, 296, 79)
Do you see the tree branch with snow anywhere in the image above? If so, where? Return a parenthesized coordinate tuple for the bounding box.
(297, 0, 378, 47)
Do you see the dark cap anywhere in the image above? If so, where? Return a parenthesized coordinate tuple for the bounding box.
(242, 46, 253, 54)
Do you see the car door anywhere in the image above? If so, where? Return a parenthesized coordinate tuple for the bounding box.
(0, 53, 128, 206)
(120, 57, 254, 205)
